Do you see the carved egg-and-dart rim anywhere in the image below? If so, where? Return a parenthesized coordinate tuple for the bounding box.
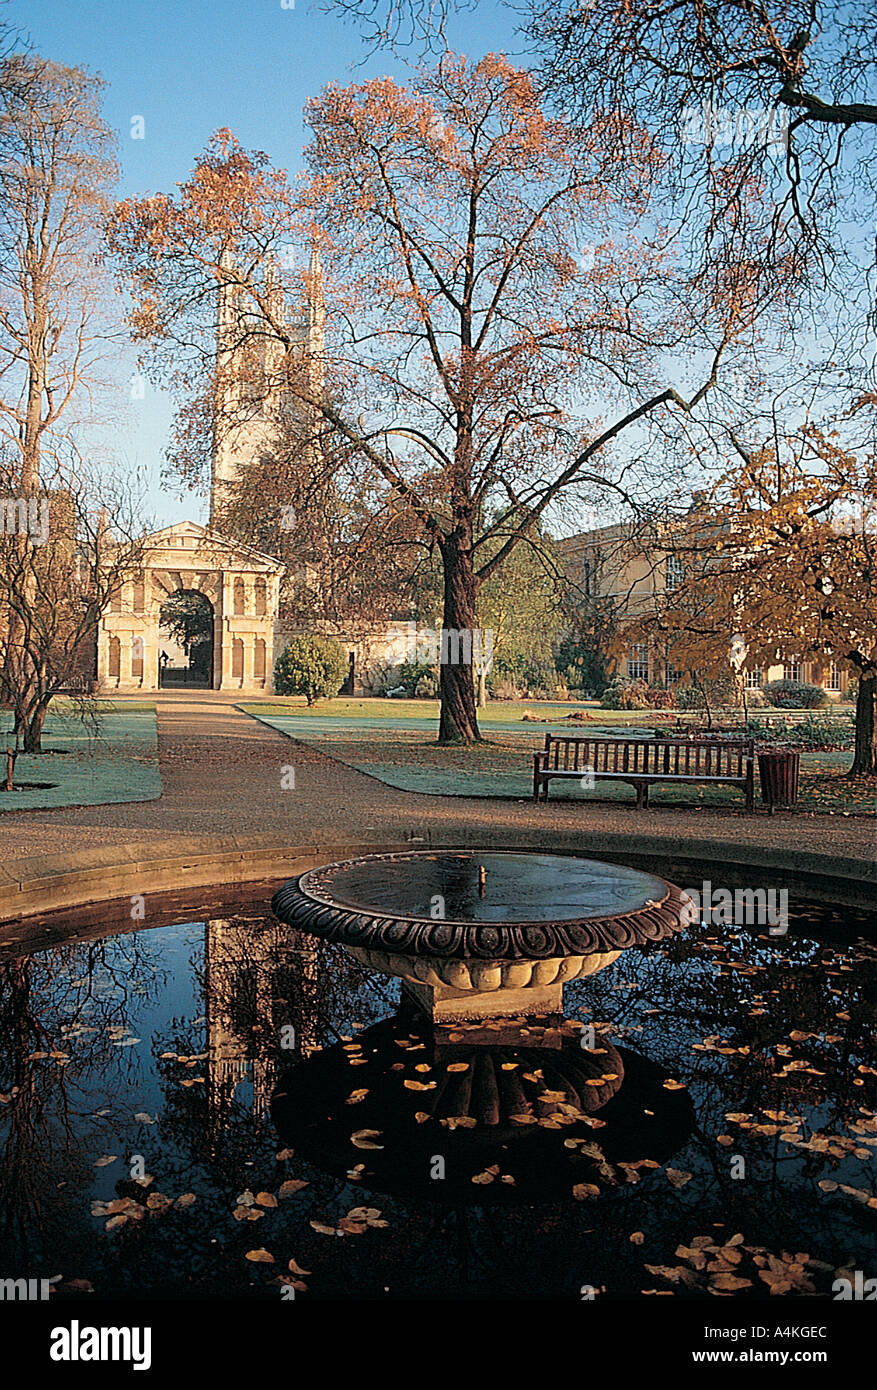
(271, 850, 693, 961)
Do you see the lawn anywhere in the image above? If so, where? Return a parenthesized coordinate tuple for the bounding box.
(238, 698, 872, 814)
(0, 700, 161, 812)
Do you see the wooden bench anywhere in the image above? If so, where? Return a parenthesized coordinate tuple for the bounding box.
(533, 734, 755, 811)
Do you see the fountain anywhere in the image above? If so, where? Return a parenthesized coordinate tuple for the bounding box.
(271, 850, 696, 1024)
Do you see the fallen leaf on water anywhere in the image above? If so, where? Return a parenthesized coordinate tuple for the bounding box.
(245, 1249, 274, 1263)
(94, 1156, 117, 1168)
(666, 1168, 692, 1188)
(351, 1129, 384, 1149)
(710, 1273, 752, 1292)
(278, 1179, 309, 1199)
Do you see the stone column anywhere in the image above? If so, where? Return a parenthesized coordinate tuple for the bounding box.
(96, 627, 107, 688)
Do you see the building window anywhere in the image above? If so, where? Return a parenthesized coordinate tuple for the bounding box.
(581, 558, 592, 596)
(254, 638, 266, 681)
(665, 553, 684, 592)
(254, 577, 267, 616)
(783, 658, 802, 682)
(133, 577, 146, 612)
(109, 586, 123, 614)
(666, 666, 684, 686)
(108, 635, 121, 679)
(233, 577, 245, 616)
(627, 643, 649, 682)
(131, 637, 144, 680)
(825, 662, 842, 692)
(232, 637, 244, 680)
(745, 668, 762, 690)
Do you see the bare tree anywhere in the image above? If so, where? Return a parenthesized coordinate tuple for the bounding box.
(0, 55, 118, 738)
(0, 455, 148, 753)
(108, 57, 783, 740)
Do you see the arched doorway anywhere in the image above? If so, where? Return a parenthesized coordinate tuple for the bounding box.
(158, 589, 215, 688)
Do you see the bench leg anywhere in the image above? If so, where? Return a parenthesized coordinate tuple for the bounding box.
(745, 764, 754, 813)
(635, 783, 649, 810)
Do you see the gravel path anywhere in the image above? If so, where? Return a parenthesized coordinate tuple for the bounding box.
(0, 691, 871, 867)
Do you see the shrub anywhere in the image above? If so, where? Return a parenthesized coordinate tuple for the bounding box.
(763, 678, 830, 709)
(790, 711, 853, 748)
(601, 678, 650, 710)
(274, 636, 349, 704)
(554, 635, 608, 696)
(673, 683, 705, 711)
(743, 687, 766, 708)
(488, 654, 560, 699)
(489, 676, 523, 700)
(672, 676, 743, 710)
(644, 687, 676, 709)
(387, 660, 439, 697)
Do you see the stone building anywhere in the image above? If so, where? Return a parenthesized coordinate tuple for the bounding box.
(96, 248, 399, 694)
(560, 520, 850, 698)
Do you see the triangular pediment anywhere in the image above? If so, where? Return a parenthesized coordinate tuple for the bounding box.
(144, 521, 284, 574)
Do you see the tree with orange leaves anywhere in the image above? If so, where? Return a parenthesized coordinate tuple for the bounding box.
(108, 55, 776, 742)
(621, 395, 877, 776)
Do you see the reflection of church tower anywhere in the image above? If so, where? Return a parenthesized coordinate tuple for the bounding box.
(210, 245, 326, 525)
(204, 917, 319, 1138)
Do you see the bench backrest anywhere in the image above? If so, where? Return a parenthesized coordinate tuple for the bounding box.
(542, 734, 754, 778)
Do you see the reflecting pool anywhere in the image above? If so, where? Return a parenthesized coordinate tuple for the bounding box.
(0, 887, 874, 1299)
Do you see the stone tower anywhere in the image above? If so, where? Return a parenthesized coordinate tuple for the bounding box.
(210, 246, 325, 525)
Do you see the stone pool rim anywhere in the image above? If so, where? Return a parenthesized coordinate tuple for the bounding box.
(0, 833, 870, 928)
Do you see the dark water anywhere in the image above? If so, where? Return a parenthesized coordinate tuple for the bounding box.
(0, 889, 874, 1300)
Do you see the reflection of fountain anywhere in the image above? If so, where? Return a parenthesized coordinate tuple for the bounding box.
(272, 851, 694, 1023)
(271, 1002, 694, 1205)
(204, 917, 319, 1134)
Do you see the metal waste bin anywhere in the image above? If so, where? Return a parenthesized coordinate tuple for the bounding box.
(758, 749, 800, 813)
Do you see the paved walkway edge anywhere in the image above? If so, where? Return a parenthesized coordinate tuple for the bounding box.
(0, 831, 871, 924)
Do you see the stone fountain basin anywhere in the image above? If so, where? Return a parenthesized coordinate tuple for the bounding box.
(272, 852, 694, 1018)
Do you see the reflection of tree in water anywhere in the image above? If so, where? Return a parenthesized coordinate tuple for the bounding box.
(0, 900, 873, 1298)
(564, 911, 877, 1281)
(0, 931, 169, 1269)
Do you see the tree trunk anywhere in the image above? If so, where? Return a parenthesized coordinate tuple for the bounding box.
(437, 529, 481, 744)
(23, 702, 47, 754)
(848, 673, 877, 777)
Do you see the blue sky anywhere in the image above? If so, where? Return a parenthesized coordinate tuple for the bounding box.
(16, 0, 519, 527)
